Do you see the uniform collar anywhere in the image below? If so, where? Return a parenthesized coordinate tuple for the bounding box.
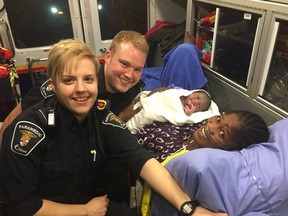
(55, 99, 90, 127)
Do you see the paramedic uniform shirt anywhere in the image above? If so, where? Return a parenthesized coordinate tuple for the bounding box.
(97, 65, 145, 203)
(0, 96, 152, 216)
(21, 74, 55, 110)
(98, 65, 144, 115)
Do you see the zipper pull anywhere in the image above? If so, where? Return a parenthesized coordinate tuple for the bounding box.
(90, 150, 97, 161)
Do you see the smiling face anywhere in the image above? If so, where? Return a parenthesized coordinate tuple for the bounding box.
(104, 41, 147, 93)
(51, 57, 98, 122)
(193, 113, 242, 150)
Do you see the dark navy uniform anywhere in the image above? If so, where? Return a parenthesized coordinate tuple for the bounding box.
(21, 74, 55, 110)
(97, 64, 145, 203)
(0, 96, 152, 216)
(19, 64, 145, 204)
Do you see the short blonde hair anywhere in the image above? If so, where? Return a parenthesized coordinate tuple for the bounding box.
(47, 39, 99, 82)
(109, 30, 149, 55)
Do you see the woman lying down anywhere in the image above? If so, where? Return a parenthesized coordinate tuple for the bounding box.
(133, 111, 270, 215)
(126, 88, 220, 133)
(135, 111, 269, 162)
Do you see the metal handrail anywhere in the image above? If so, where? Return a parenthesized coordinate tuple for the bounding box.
(26, 57, 48, 86)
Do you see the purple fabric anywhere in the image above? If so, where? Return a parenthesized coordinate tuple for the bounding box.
(160, 43, 207, 89)
(134, 120, 206, 162)
(140, 67, 162, 91)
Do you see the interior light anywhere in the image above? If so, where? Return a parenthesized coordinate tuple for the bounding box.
(51, 7, 58, 14)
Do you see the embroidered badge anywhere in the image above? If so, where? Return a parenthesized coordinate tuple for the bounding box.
(97, 99, 107, 110)
(103, 112, 127, 129)
(11, 121, 45, 156)
(40, 79, 55, 98)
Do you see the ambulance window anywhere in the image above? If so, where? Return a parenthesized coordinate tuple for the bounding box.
(3, 0, 73, 49)
(97, 0, 147, 40)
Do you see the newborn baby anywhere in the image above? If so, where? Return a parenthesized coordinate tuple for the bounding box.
(180, 90, 211, 116)
(126, 88, 220, 133)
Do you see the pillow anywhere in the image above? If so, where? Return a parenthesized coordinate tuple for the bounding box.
(150, 118, 288, 216)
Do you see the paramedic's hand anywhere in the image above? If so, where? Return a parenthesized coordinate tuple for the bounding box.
(86, 195, 109, 216)
(118, 98, 142, 122)
(193, 207, 228, 216)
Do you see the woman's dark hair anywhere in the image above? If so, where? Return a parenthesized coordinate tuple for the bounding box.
(227, 111, 270, 150)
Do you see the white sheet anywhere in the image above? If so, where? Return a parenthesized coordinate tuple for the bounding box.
(126, 89, 220, 133)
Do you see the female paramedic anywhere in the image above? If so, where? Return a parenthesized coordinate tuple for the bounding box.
(0, 39, 227, 216)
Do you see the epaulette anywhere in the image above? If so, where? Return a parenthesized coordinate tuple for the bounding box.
(35, 107, 50, 126)
(40, 79, 55, 98)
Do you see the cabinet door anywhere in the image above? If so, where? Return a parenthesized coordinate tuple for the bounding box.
(193, 1, 263, 89)
(258, 15, 288, 114)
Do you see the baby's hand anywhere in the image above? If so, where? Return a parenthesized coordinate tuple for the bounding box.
(183, 104, 196, 116)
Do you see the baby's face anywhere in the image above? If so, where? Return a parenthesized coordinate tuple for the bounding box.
(181, 92, 210, 116)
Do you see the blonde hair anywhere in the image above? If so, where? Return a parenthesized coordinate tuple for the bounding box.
(109, 30, 149, 55)
(47, 39, 99, 82)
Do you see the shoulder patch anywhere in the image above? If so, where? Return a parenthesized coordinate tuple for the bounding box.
(102, 112, 127, 129)
(11, 121, 45, 156)
(40, 79, 55, 98)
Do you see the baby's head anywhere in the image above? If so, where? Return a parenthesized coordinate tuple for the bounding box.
(181, 90, 211, 116)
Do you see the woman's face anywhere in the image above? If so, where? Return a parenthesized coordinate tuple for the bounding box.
(193, 113, 242, 149)
(51, 57, 98, 122)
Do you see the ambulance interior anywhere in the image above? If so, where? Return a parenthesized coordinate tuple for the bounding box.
(0, 0, 288, 215)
